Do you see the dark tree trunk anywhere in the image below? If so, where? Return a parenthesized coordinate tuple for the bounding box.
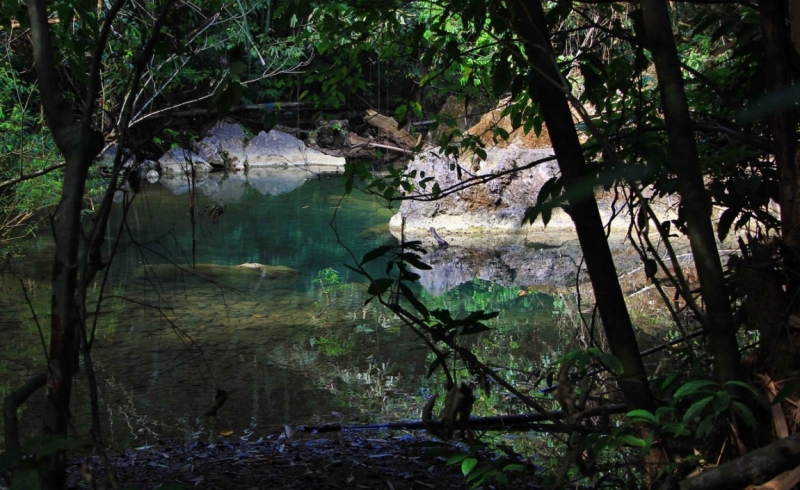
(27, 0, 104, 487)
(507, 0, 655, 413)
(759, 0, 799, 375)
(639, 0, 745, 385)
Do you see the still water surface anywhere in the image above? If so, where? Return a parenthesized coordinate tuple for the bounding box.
(0, 169, 562, 449)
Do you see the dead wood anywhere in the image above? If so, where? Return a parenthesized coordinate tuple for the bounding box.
(364, 109, 421, 149)
(678, 432, 800, 490)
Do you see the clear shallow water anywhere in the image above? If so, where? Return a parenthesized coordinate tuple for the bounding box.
(0, 169, 564, 449)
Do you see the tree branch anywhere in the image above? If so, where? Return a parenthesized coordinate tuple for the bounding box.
(26, 0, 76, 154)
(679, 432, 800, 489)
(0, 162, 65, 193)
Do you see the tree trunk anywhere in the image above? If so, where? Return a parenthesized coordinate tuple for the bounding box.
(759, 0, 799, 375)
(639, 0, 745, 386)
(507, 0, 655, 413)
(27, 0, 104, 487)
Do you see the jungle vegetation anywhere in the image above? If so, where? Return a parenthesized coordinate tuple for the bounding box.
(0, 0, 799, 488)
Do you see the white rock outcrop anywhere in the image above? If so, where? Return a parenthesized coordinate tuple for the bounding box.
(244, 130, 345, 167)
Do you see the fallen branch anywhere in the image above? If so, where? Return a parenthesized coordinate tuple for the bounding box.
(295, 403, 627, 434)
(677, 432, 800, 490)
(368, 142, 414, 154)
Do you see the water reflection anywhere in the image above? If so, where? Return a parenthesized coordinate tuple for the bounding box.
(158, 165, 344, 200)
(0, 171, 564, 450)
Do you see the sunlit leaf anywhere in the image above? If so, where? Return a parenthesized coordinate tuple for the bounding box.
(626, 409, 657, 425)
(461, 457, 478, 476)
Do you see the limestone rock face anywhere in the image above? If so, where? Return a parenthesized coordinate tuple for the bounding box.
(244, 130, 345, 167)
(193, 121, 248, 171)
(389, 146, 563, 234)
(158, 148, 212, 175)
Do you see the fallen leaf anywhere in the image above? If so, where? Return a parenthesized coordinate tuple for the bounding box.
(220, 430, 234, 436)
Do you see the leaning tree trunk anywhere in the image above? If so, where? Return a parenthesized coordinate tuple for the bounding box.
(638, 0, 746, 386)
(507, 0, 656, 414)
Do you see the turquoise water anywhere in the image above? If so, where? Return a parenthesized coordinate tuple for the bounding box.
(0, 170, 563, 449)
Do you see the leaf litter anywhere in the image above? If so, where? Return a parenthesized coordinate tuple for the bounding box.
(65, 432, 540, 489)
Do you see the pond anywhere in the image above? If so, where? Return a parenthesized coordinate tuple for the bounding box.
(0, 168, 574, 450)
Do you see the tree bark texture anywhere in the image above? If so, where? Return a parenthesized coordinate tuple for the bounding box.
(507, 0, 655, 413)
(679, 432, 800, 490)
(638, 0, 745, 385)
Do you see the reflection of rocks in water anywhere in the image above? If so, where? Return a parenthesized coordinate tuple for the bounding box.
(418, 242, 583, 295)
(130, 263, 301, 296)
(247, 167, 308, 196)
(156, 167, 344, 202)
(217, 172, 248, 202)
(404, 231, 688, 295)
(158, 172, 216, 196)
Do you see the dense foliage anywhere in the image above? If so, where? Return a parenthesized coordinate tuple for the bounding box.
(0, 0, 799, 488)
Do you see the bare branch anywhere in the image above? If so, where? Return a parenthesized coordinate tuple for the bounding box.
(0, 162, 65, 193)
(81, 0, 130, 129)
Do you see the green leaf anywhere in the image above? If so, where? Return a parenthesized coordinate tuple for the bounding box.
(674, 380, 718, 398)
(503, 463, 524, 472)
(360, 245, 396, 266)
(626, 409, 657, 425)
(447, 453, 469, 465)
(461, 457, 478, 476)
(400, 252, 432, 270)
(620, 435, 647, 447)
(724, 380, 765, 401)
(731, 401, 757, 429)
(598, 352, 624, 374)
(367, 278, 394, 296)
(682, 395, 713, 423)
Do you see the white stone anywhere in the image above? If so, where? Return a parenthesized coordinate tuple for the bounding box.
(244, 130, 345, 167)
